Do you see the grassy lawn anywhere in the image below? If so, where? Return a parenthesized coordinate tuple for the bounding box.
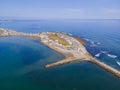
(0, 29, 4, 34)
(47, 33, 70, 46)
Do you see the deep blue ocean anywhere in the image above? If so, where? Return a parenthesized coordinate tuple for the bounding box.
(0, 19, 120, 90)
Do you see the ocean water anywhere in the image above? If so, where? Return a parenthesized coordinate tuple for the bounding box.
(0, 19, 120, 90)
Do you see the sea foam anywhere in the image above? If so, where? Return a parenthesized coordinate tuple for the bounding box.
(95, 51, 118, 59)
(116, 61, 120, 66)
(107, 54, 117, 58)
(84, 38, 101, 47)
(95, 53, 101, 57)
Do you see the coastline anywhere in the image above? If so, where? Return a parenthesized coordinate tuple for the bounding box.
(43, 35, 120, 78)
(42, 36, 90, 68)
(0, 28, 120, 78)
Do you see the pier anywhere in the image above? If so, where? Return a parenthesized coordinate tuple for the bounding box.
(0, 28, 120, 78)
(90, 58, 120, 78)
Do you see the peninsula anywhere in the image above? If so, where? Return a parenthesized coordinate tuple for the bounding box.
(0, 28, 120, 78)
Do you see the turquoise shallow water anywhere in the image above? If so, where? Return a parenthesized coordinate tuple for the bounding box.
(0, 20, 120, 90)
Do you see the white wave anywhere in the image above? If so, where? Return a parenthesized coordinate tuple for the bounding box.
(116, 61, 120, 66)
(101, 51, 107, 54)
(95, 51, 118, 59)
(107, 54, 117, 58)
(84, 38, 101, 47)
(94, 51, 108, 57)
(95, 53, 101, 57)
(84, 38, 91, 42)
(90, 41, 97, 47)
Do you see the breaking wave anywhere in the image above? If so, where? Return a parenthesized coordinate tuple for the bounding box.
(116, 61, 120, 66)
(83, 38, 100, 47)
(95, 53, 101, 57)
(107, 54, 117, 58)
(95, 51, 118, 59)
(94, 51, 107, 57)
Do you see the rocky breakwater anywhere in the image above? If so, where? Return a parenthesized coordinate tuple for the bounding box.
(39, 32, 120, 78)
(0, 28, 120, 78)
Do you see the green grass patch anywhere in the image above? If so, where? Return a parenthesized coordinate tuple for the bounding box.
(47, 33, 70, 46)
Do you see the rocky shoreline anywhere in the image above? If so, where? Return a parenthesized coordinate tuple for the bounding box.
(0, 28, 120, 78)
